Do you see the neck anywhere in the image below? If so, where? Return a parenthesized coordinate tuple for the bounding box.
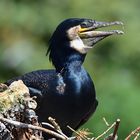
(56, 53, 86, 73)
(48, 41, 86, 73)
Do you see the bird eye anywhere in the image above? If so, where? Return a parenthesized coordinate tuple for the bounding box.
(80, 20, 94, 28)
(80, 22, 88, 28)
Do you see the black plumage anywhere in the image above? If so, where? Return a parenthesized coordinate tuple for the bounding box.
(5, 18, 123, 138)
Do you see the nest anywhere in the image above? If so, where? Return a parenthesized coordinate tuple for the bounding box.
(0, 80, 42, 140)
(0, 80, 139, 140)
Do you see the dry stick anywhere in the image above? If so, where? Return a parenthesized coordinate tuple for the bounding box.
(67, 125, 89, 140)
(103, 117, 110, 127)
(42, 121, 68, 138)
(48, 117, 68, 139)
(125, 127, 140, 140)
(0, 117, 67, 140)
(48, 117, 62, 132)
(112, 119, 120, 139)
(134, 133, 140, 140)
(41, 122, 55, 130)
(94, 122, 116, 140)
(95, 119, 120, 140)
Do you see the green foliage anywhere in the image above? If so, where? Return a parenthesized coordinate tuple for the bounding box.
(0, 0, 140, 139)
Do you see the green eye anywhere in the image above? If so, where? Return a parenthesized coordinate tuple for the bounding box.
(81, 20, 94, 28)
(81, 22, 88, 28)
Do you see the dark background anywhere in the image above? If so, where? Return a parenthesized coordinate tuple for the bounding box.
(0, 0, 140, 139)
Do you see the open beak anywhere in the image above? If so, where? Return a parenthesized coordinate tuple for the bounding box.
(79, 20, 124, 47)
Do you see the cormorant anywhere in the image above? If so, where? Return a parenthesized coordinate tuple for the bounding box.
(5, 18, 123, 138)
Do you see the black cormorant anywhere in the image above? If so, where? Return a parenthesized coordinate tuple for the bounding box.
(5, 18, 123, 138)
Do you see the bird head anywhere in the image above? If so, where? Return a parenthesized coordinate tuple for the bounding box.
(47, 18, 123, 71)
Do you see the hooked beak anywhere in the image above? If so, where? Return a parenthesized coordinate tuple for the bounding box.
(79, 20, 124, 47)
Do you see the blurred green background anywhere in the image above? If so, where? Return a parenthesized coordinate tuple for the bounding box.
(0, 0, 140, 139)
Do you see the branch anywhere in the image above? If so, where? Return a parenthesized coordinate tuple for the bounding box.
(0, 116, 67, 140)
(112, 119, 120, 139)
(134, 133, 140, 140)
(94, 119, 120, 140)
(48, 117, 68, 139)
(125, 126, 140, 140)
(67, 125, 89, 140)
(103, 117, 110, 127)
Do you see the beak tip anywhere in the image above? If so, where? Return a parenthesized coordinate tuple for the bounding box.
(115, 30, 124, 35)
(114, 21, 124, 26)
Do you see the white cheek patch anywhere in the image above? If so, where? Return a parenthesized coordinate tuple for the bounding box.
(70, 38, 89, 54)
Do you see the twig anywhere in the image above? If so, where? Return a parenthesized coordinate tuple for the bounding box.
(48, 117, 68, 139)
(48, 117, 62, 132)
(94, 122, 116, 140)
(103, 117, 110, 127)
(94, 119, 120, 140)
(125, 127, 140, 140)
(112, 119, 120, 139)
(134, 133, 140, 140)
(42, 122, 55, 129)
(0, 116, 67, 140)
(67, 125, 89, 140)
